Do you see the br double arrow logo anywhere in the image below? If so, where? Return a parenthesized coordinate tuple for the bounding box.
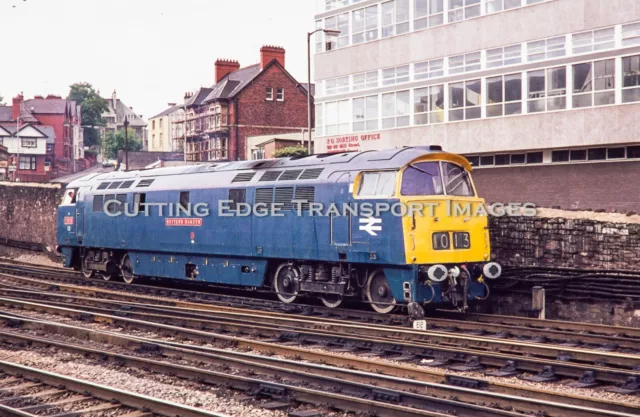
(359, 217, 382, 236)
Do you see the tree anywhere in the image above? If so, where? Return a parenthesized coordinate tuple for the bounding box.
(102, 129, 143, 160)
(0, 94, 5, 106)
(67, 82, 109, 148)
(275, 146, 309, 158)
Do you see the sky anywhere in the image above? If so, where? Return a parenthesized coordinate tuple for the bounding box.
(0, 0, 318, 120)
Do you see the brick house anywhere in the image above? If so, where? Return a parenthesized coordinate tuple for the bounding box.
(179, 46, 314, 161)
(0, 94, 84, 182)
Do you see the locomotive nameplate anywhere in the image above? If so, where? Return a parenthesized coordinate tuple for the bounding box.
(165, 218, 203, 227)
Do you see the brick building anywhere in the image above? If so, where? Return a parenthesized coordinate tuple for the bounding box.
(177, 46, 314, 161)
(0, 94, 84, 182)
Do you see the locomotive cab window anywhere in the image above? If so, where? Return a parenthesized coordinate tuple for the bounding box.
(61, 189, 77, 205)
(358, 171, 397, 197)
(401, 162, 444, 196)
(441, 162, 474, 197)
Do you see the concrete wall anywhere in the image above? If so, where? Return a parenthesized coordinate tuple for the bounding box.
(315, 0, 640, 79)
(0, 182, 63, 251)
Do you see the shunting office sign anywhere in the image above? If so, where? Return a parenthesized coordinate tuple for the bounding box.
(326, 133, 381, 153)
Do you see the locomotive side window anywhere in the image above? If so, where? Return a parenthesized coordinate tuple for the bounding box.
(400, 162, 444, 196)
(441, 162, 474, 197)
(134, 193, 146, 212)
(93, 195, 104, 212)
(358, 171, 397, 197)
(228, 189, 246, 211)
(179, 191, 190, 210)
(61, 189, 77, 205)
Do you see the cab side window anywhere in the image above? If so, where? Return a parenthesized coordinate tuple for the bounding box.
(358, 171, 397, 197)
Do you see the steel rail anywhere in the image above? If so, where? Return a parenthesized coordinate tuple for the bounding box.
(0, 314, 638, 417)
(0, 296, 638, 387)
(0, 360, 229, 417)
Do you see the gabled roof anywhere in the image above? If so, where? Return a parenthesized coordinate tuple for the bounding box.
(25, 99, 69, 114)
(203, 64, 261, 103)
(149, 105, 181, 120)
(0, 125, 11, 136)
(0, 123, 49, 138)
(185, 88, 213, 107)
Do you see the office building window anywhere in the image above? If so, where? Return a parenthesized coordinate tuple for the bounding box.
(315, 20, 324, 53)
(382, 65, 410, 85)
(622, 55, 640, 103)
(448, 0, 481, 23)
(480, 155, 494, 166)
(316, 104, 324, 137)
(353, 95, 379, 132)
(325, 12, 350, 49)
(572, 27, 615, 54)
(382, 91, 410, 129)
(486, 45, 522, 68)
(414, 0, 444, 30)
(622, 22, 640, 47)
(486, 0, 522, 13)
(19, 155, 36, 170)
(572, 59, 615, 108)
(414, 58, 444, 80)
(449, 79, 481, 121)
(527, 67, 566, 113)
(325, 76, 350, 95)
(325, 100, 350, 135)
(353, 5, 378, 45)
(486, 73, 522, 117)
(414, 85, 445, 125)
(353, 71, 379, 91)
(382, 0, 410, 38)
(527, 36, 566, 62)
(448, 52, 481, 75)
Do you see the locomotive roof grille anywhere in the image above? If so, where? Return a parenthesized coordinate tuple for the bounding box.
(231, 172, 256, 183)
(120, 180, 135, 189)
(137, 179, 155, 188)
(97, 182, 110, 190)
(107, 181, 123, 190)
(279, 170, 303, 181)
(260, 171, 282, 182)
(299, 168, 323, 180)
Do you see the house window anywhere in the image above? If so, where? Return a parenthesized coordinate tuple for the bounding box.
(382, 0, 410, 38)
(382, 91, 410, 129)
(277, 88, 285, 101)
(486, 45, 522, 68)
(353, 95, 379, 132)
(527, 67, 566, 113)
(448, 0, 481, 23)
(353, 71, 379, 91)
(325, 76, 350, 95)
(21, 138, 37, 148)
(414, 85, 445, 125)
(325, 100, 351, 135)
(382, 65, 410, 85)
(622, 22, 640, 47)
(19, 155, 36, 170)
(448, 52, 481, 75)
(325, 12, 350, 49)
(622, 55, 640, 103)
(527, 36, 566, 62)
(266, 87, 274, 101)
(152, 120, 155, 129)
(414, 59, 444, 80)
(486, 0, 522, 14)
(414, 0, 444, 30)
(486, 73, 522, 117)
(352, 5, 378, 45)
(572, 59, 615, 108)
(572, 27, 615, 54)
(449, 79, 481, 121)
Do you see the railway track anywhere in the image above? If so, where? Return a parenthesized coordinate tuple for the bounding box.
(0, 359, 228, 417)
(0, 314, 638, 417)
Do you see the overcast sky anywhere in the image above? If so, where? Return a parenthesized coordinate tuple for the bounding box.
(1, 0, 317, 120)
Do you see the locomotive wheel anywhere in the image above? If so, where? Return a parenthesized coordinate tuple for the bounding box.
(120, 254, 135, 284)
(80, 262, 94, 279)
(365, 269, 397, 314)
(320, 294, 343, 308)
(274, 263, 299, 304)
(98, 273, 113, 281)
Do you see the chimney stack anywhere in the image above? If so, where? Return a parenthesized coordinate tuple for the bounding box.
(260, 45, 285, 70)
(214, 59, 241, 83)
(12, 94, 24, 121)
(45, 94, 61, 100)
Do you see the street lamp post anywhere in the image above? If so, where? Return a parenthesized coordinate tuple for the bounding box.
(307, 28, 340, 155)
(123, 116, 130, 171)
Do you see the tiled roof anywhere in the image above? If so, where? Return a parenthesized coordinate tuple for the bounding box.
(38, 126, 57, 144)
(203, 64, 261, 103)
(0, 107, 11, 122)
(185, 88, 213, 107)
(24, 99, 70, 114)
(150, 105, 181, 120)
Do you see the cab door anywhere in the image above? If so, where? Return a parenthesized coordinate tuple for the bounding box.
(75, 188, 87, 242)
(331, 172, 352, 247)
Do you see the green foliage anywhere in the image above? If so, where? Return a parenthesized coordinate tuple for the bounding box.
(103, 129, 143, 160)
(67, 82, 109, 148)
(274, 146, 309, 158)
(0, 94, 4, 106)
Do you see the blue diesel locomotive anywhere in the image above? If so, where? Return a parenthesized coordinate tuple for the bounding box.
(57, 146, 501, 315)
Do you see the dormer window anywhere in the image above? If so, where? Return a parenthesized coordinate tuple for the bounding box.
(266, 87, 274, 101)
